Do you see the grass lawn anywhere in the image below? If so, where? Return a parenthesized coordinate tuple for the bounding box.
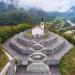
(0, 46, 8, 71)
(60, 47, 75, 75)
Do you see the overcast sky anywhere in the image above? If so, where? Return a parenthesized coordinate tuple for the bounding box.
(1, 0, 75, 12)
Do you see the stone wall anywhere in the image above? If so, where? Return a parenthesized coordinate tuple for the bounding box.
(17, 37, 35, 47)
(41, 42, 65, 55)
(9, 42, 34, 55)
(40, 37, 57, 47)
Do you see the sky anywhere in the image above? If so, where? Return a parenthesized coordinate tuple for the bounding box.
(1, 0, 75, 12)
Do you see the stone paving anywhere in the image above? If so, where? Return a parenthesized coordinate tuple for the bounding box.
(15, 65, 61, 75)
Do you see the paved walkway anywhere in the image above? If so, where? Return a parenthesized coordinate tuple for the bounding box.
(0, 62, 10, 75)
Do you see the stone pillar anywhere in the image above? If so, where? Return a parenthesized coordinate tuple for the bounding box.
(8, 59, 15, 75)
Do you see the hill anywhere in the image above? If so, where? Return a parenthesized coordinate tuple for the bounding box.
(0, 1, 75, 25)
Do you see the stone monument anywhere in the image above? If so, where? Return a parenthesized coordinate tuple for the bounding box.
(3, 17, 73, 75)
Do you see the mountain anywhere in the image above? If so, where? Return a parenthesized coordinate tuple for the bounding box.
(0, 1, 75, 25)
(0, 1, 50, 25)
(0, 1, 75, 17)
(0, 1, 17, 14)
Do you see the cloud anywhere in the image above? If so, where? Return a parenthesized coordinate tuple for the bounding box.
(0, 0, 75, 12)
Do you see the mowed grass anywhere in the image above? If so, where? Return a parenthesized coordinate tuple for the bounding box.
(60, 47, 75, 75)
(0, 47, 8, 71)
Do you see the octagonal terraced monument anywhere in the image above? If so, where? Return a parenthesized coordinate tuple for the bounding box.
(3, 20, 73, 75)
(3, 28, 73, 65)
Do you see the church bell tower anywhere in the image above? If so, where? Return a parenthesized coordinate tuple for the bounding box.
(40, 16, 44, 29)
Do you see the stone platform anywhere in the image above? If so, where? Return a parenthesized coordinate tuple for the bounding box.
(3, 30, 73, 75)
(3, 31, 73, 65)
(15, 65, 61, 75)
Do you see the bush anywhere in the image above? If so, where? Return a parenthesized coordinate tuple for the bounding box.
(62, 33, 75, 45)
(0, 23, 31, 43)
(60, 47, 75, 75)
(0, 44, 8, 71)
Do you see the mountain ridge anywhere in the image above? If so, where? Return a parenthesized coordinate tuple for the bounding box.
(0, 1, 75, 25)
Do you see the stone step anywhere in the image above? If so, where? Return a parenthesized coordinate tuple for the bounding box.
(17, 32, 36, 47)
(9, 37, 34, 55)
(41, 37, 65, 55)
(15, 65, 61, 75)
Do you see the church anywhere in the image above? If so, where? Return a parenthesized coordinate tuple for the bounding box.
(32, 17, 44, 37)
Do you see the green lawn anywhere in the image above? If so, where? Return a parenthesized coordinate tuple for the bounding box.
(0, 46, 8, 71)
(60, 47, 75, 75)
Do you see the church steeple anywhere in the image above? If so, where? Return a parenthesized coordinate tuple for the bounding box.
(40, 16, 44, 29)
(41, 16, 44, 22)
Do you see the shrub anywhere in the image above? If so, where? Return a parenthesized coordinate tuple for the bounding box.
(0, 23, 31, 43)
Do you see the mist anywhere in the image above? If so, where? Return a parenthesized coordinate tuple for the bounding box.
(0, 0, 75, 12)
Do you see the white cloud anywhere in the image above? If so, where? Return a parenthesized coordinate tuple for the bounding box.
(1, 0, 75, 12)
